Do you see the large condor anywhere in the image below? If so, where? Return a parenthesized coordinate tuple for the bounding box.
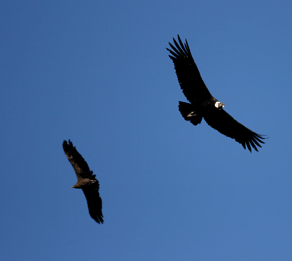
(167, 35, 265, 152)
(63, 140, 104, 223)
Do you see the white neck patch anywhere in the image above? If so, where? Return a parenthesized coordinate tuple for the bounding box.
(215, 101, 220, 108)
(215, 101, 225, 109)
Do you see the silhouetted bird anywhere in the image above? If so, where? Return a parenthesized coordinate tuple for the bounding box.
(62, 140, 103, 223)
(167, 35, 265, 152)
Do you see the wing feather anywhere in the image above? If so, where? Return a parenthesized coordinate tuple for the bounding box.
(203, 107, 265, 152)
(62, 140, 93, 180)
(167, 35, 212, 103)
(82, 182, 104, 224)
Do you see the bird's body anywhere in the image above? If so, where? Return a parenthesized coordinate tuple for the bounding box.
(63, 140, 104, 224)
(167, 35, 265, 152)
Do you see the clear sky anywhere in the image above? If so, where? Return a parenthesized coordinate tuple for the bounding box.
(1, 1, 292, 260)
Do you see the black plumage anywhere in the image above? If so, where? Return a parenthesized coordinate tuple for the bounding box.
(62, 140, 103, 223)
(167, 35, 265, 152)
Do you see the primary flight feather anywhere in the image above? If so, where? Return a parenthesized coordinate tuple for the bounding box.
(167, 35, 265, 152)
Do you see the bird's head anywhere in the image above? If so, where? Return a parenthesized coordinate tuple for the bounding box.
(72, 183, 82, 189)
(215, 101, 225, 109)
(72, 179, 97, 189)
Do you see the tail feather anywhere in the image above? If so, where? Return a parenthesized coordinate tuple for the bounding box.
(178, 101, 202, 126)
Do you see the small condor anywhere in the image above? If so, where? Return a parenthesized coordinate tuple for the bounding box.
(63, 140, 103, 223)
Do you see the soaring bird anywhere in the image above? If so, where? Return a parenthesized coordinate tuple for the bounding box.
(167, 35, 265, 152)
(62, 140, 103, 223)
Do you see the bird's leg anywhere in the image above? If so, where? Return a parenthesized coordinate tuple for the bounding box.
(187, 111, 197, 117)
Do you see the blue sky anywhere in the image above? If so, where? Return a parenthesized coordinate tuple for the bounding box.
(1, 0, 292, 260)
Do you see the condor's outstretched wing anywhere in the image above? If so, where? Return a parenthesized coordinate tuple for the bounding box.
(203, 107, 265, 152)
(167, 35, 212, 103)
(62, 139, 93, 181)
(83, 182, 104, 224)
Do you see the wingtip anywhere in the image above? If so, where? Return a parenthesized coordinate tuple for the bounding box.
(62, 139, 74, 151)
(92, 214, 104, 224)
(259, 134, 268, 140)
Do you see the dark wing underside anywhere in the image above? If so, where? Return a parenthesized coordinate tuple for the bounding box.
(62, 140, 93, 180)
(167, 35, 212, 103)
(82, 182, 104, 224)
(203, 107, 265, 152)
